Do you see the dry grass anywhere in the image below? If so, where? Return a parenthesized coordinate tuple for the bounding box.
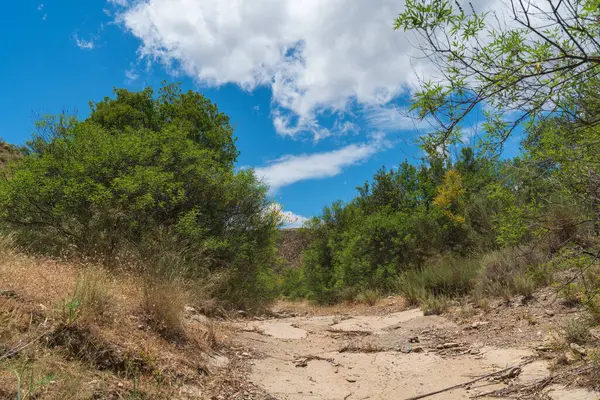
(0, 238, 237, 399)
(142, 280, 188, 341)
(355, 289, 381, 306)
(421, 295, 451, 316)
(562, 317, 593, 345)
(272, 296, 407, 317)
(338, 340, 384, 353)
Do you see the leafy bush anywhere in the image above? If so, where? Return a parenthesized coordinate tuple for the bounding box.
(0, 85, 280, 309)
(293, 151, 505, 305)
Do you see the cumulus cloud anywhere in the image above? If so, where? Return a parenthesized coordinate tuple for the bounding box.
(254, 141, 382, 192)
(74, 34, 95, 50)
(281, 211, 309, 228)
(116, 0, 446, 139)
(365, 105, 434, 132)
(107, 0, 128, 6)
(125, 67, 139, 83)
(270, 204, 310, 228)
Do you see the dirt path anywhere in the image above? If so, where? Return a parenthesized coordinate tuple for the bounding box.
(234, 308, 599, 400)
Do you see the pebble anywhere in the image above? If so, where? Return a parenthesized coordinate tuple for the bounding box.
(570, 343, 586, 356)
(440, 342, 460, 349)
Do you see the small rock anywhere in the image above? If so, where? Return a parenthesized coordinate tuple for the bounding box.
(398, 346, 413, 353)
(441, 342, 460, 349)
(408, 336, 420, 343)
(346, 377, 357, 383)
(412, 346, 424, 353)
(237, 310, 248, 317)
(469, 348, 480, 355)
(535, 345, 553, 352)
(570, 343, 586, 356)
(565, 351, 578, 364)
(184, 305, 196, 313)
(241, 352, 250, 357)
(469, 321, 490, 330)
(545, 309, 555, 317)
(190, 314, 209, 324)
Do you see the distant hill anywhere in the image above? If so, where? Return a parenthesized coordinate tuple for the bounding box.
(277, 228, 309, 269)
(0, 140, 23, 167)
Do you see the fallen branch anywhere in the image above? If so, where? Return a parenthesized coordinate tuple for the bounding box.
(401, 358, 534, 400)
(472, 361, 597, 399)
(293, 355, 340, 368)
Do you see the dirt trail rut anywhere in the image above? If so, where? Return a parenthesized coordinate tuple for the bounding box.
(235, 309, 599, 400)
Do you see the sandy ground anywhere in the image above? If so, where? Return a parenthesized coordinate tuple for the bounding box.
(233, 306, 600, 400)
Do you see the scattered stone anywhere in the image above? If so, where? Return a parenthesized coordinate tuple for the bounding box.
(441, 342, 460, 349)
(190, 314, 209, 324)
(467, 321, 491, 330)
(408, 336, 420, 343)
(209, 355, 230, 369)
(570, 343, 586, 356)
(564, 351, 578, 364)
(184, 305, 196, 313)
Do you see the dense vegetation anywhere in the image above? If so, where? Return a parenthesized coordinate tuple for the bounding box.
(282, 0, 600, 311)
(0, 84, 281, 309)
(284, 114, 599, 309)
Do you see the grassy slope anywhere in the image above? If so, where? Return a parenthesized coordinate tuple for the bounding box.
(0, 237, 242, 399)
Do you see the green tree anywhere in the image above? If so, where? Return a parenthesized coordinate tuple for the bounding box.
(0, 84, 280, 309)
(395, 0, 600, 151)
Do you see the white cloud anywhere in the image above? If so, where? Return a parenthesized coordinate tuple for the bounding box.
(269, 203, 309, 228)
(37, 4, 43, 11)
(254, 141, 382, 192)
(107, 0, 128, 6)
(74, 34, 95, 50)
(365, 105, 432, 132)
(282, 211, 309, 228)
(125, 68, 139, 83)
(116, 0, 443, 139)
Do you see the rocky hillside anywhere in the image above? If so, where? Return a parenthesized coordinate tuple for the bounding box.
(276, 228, 309, 270)
(0, 140, 23, 167)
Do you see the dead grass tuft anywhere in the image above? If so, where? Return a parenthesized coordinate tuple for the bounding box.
(562, 317, 592, 345)
(142, 280, 188, 341)
(47, 323, 152, 374)
(338, 340, 384, 353)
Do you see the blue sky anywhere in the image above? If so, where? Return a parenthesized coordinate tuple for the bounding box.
(0, 0, 520, 225)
